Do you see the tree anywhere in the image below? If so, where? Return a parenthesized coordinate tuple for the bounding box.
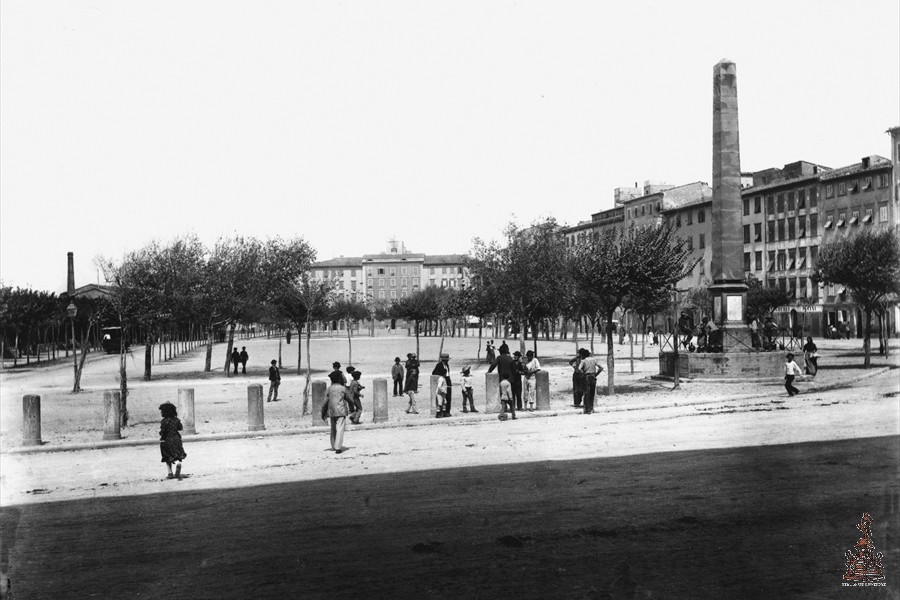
(624, 285, 672, 360)
(390, 288, 437, 358)
(329, 297, 370, 365)
(292, 275, 334, 414)
(569, 223, 695, 394)
(813, 227, 900, 367)
(745, 274, 792, 323)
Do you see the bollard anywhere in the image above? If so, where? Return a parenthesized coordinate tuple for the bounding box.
(22, 394, 42, 446)
(177, 388, 196, 435)
(373, 378, 389, 423)
(103, 390, 122, 440)
(247, 384, 265, 432)
(429, 375, 441, 417)
(535, 370, 551, 411)
(311, 380, 327, 426)
(484, 372, 501, 414)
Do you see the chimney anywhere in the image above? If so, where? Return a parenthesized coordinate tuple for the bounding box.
(862, 156, 870, 169)
(67, 252, 75, 295)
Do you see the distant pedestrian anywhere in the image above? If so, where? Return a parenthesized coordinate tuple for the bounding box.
(499, 374, 516, 419)
(159, 402, 187, 480)
(618, 324, 626, 345)
(802, 337, 818, 377)
(321, 371, 353, 453)
(330, 362, 348, 386)
(432, 352, 453, 417)
(460, 366, 478, 413)
(783, 353, 803, 397)
(267, 359, 281, 402)
(348, 370, 364, 424)
(231, 348, 241, 374)
(485, 340, 496, 364)
(391, 357, 405, 397)
(568, 352, 584, 407)
(523, 350, 541, 411)
(239, 347, 249, 374)
(577, 348, 604, 414)
(498, 340, 509, 355)
(405, 357, 420, 414)
(750, 317, 760, 349)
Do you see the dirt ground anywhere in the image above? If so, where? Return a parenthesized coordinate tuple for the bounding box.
(1, 334, 898, 599)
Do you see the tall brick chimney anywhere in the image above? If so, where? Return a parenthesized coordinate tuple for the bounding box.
(67, 252, 75, 296)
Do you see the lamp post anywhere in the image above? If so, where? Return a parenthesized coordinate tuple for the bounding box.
(67, 302, 78, 392)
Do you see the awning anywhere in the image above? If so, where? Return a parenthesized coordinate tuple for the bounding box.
(836, 219, 845, 227)
(824, 219, 833, 228)
(787, 258, 795, 270)
(863, 214, 872, 223)
(797, 257, 806, 269)
(849, 216, 858, 225)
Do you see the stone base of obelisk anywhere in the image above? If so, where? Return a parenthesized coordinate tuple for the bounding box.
(657, 344, 785, 382)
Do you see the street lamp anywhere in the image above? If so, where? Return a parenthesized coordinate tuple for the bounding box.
(67, 302, 78, 392)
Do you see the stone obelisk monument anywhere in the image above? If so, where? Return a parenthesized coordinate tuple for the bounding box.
(708, 59, 750, 350)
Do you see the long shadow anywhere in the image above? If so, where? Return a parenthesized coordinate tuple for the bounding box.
(147, 367, 330, 382)
(1, 436, 897, 599)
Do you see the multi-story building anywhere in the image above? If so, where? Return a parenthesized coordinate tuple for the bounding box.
(311, 256, 363, 299)
(656, 183, 713, 289)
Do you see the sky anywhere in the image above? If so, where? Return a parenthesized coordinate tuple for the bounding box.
(1, 0, 898, 293)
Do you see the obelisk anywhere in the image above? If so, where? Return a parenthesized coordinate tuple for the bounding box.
(708, 59, 750, 348)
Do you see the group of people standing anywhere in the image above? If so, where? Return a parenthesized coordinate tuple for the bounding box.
(568, 348, 604, 414)
(486, 343, 542, 417)
(230, 347, 249, 374)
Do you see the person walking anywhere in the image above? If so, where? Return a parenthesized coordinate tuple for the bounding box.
(460, 366, 478, 413)
(231, 348, 241, 374)
(783, 353, 803, 396)
(568, 352, 584, 407)
(432, 352, 453, 417)
(485, 341, 496, 364)
(239, 347, 249, 374)
(803, 336, 819, 376)
(321, 371, 353, 453)
(158, 402, 187, 480)
(577, 348, 604, 414)
(523, 350, 541, 411)
(267, 359, 281, 402)
(391, 357, 405, 397)
(348, 370, 364, 424)
(330, 362, 348, 386)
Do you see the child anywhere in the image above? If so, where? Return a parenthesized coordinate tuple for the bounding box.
(405, 358, 419, 414)
(783, 353, 803, 397)
(348, 370, 364, 424)
(499, 375, 516, 419)
(159, 402, 187, 480)
(460, 366, 478, 413)
(435, 374, 448, 418)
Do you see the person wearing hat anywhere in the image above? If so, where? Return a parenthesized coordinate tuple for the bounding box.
(678, 311, 694, 350)
(432, 352, 453, 417)
(523, 350, 541, 411)
(783, 353, 803, 396)
(239, 346, 249, 374)
(568, 351, 585, 408)
(511, 351, 525, 410)
(577, 348, 604, 414)
(460, 366, 478, 413)
(267, 359, 281, 402)
(330, 362, 348, 386)
(391, 357, 405, 397)
(321, 370, 353, 453)
(348, 370, 365, 424)
(488, 345, 517, 411)
(404, 353, 420, 413)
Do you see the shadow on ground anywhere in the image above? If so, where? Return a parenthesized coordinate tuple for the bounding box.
(2, 436, 897, 599)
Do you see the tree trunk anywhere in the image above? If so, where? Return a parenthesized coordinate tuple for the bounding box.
(303, 317, 312, 415)
(143, 332, 153, 381)
(73, 322, 93, 393)
(415, 320, 421, 358)
(531, 319, 538, 356)
(223, 322, 236, 375)
(477, 321, 483, 360)
(589, 317, 596, 354)
(296, 323, 304, 375)
(864, 308, 872, 368)
(204, 326, 214, 372)
(641, 316, 646, 361)
(606, 313, 616, 396)
(347, 325, 353, 366)
(119, 334, 129, 427)
(278, 337, 283, 369)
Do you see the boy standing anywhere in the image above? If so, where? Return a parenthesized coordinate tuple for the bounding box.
(391, 357, 405, 396)
(267, 359, 281, 402)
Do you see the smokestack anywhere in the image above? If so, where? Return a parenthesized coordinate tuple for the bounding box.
(67, 252, 75, 295)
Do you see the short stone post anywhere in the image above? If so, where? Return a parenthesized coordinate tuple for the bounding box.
(311, 380, 327, 426)
(429, 375, 441, 417)
(22, 394, 41, 446)
(103, 390, 122, 440)
(177, 388, 196, 435)
(247, 384, 265, 432)
(373, 378, 389, 423)
(535, 370, 551, 411)
(484, 372, 501, 414)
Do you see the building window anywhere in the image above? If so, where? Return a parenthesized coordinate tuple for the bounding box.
(743, 225, 750, 244)
(641, 205, 646, 216)
(367, 268, 374, 277)
(787, 249, 796, 270)
(787, 191, 795, 211)
(767, 221, 775, 241)
(837, 181, 847, 196)
(810, 245, 818, 265)
(767, 250, 776, 271)
(850, 211, 859, 226)
(848, 180, 859, 194)
(686, 211, 693, 225)
(378, 291, 385, 299)
(798, 247, 807, 269)
(767, 195, 775, 214)
(863, 208, 873, 223)
(788, 218, 795, 239)
(744, 252, 751, 271)
(810, 213, 818, 234)
(753, 223, 762, 242)
(880, 205, 889, 222)
(777, 219, 785, 240)
(878, 173, 890, 187)
(743, 198, 750, 216)
(799, 276, 808, 298)
(351, 281, 357, 291)
(698, 209, 705, 223)
(412, 277, 419, 286)
(809, 187, 818, 207)
(390, 290, 396, 299)
(754, 196, 762, 213)
(367, 277, 373, 288)
(401, 267, 407, 275)
(627, 209, 631, 219)
(755, 250, 762, 271)
(390, 277, 396, 287)
(699, 234, 705, 249)
(797, 217, 806, 238)
(776, 193, 785, 213)
(837, 212, 846, 228)
(798, 189, 806, 209)
(378, 268, 385, 275)
(825, 184, 834, 198)
(379, 278, 385, 287)
(401, 277, 407, 286)
(687, 237, 693, 251)
(823, 213, 833, 229)
(389, 267, 396, 277)
(777, 250, 786, 271)
(412, 267, 419, 275)
(863, 176, 873, 190)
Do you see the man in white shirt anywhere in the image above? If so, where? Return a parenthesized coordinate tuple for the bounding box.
(577, 348, 604, 414)
(523, 350, 541, 411)
(783, 352, 803, 396)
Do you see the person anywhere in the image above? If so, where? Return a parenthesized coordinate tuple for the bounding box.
(783, 353, 803, 396)
(231, 348, 241, 374)
(511, 351, 525, 410)
(321, 371, 353, 453)
(345, 365, 356, 382)
(678, 311, 694, 349)
(460, 366, 478, 413)
(434, 373, 448, 418)
(499, 374, 516, 419)
(239, 347, 249, 374)
(348, 370, 364, 424)
(652, 328, 659, 346)
(404, 353, 420, 396)
(763, 317, 780, 350)
(267, 359, 281, 402)
(432, 352, 453, 417)
(803, 336, 819, 377)
(568, 352, 584, 408)
(391, 357, 405, 397)
(578, 348, 604, 414)
(841, 321, 852, 340)
(498, 340, 509, 355)
(159, 402, 187, 480)
(698, 317, 718, 351)
(485, 340, 496, 364)
(523, 350, 541, 411)
(330, 362, 348, 385)
(488, 345, 517, 408)
(749, 317, 760, 349)
(618, 324, 626, 345)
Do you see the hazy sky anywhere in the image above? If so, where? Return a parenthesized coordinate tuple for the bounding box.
(2, 1, 898, 292)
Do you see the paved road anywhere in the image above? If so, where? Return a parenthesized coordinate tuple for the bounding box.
(1, 369, 898, 599)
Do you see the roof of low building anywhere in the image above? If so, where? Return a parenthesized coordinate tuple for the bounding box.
(423, 254, 469, 266)
(312, 256, 363, 268)
(818, 155, 892, 181)
(361, 253, 427, 261)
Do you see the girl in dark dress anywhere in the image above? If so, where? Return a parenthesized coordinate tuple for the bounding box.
(159, 403, 187, 479)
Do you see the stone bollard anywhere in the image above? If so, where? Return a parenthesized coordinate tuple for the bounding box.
(535, 370, 551, 411)
(311, 380, 327, 426)
(22, 394, 42, 446)
(177, 388, 196, 435)
(429, 375, 441, 417)
(247, 384, 265, 432)
(373, 378, 388, 423)
(484, 372, 501, 414)
(103, 390, 122, 440)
